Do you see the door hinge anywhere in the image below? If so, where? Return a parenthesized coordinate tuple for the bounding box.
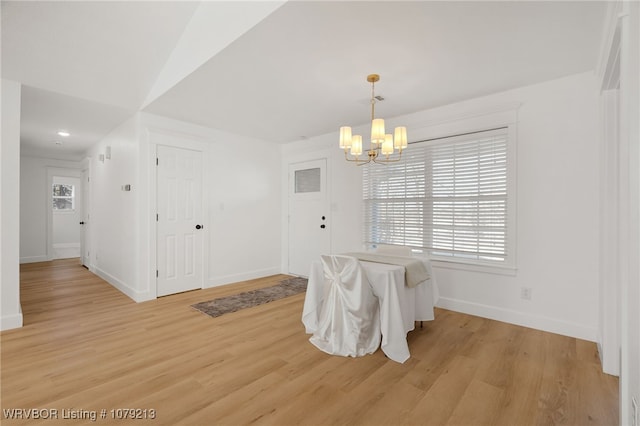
(156, 270, 159, 278)
(156, 213, 158, 221)
(156, 158, 159, 166)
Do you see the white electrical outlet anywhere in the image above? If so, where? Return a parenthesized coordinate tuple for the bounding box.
(520, 287, 532, 300)
(632, 396, 638, 426)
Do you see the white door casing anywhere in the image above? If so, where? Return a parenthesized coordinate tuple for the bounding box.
(288, 159, 330, 277)
(80, 168, 90, 268)
(156, 145, 204, 297)
(46, 167, 82, 261)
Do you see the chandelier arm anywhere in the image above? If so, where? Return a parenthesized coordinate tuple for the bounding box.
(344, 150, 372, 165)
(372, 152, 403, 164)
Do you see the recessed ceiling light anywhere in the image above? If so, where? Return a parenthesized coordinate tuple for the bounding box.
(57, 130, 70, 137)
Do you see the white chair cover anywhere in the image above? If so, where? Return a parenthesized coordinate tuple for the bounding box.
(309, 255, 381, 357)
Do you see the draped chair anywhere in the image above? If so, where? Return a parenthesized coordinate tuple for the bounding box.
(309, 255, 381, 357)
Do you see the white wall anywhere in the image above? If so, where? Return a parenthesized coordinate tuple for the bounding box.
(628, 2, 640, 420)
(1, 79, 23, 331)
(86, 114, 141, 300)
(599, 1, 640, 420)
(283, 71, 601, 342)
(448, 72, 599, 341)
(140, 113, 282, 292)
(204, 136, 282, 284)
(618, 1, 640, 422)
(19, 157, 83, 263)
(86, 112, 282, 302)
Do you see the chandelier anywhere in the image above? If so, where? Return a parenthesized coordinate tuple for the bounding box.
(339, 74, 407, 165)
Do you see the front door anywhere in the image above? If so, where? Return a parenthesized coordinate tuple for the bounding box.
(156, 145, 204, 297)
(288, 159, 330, 277)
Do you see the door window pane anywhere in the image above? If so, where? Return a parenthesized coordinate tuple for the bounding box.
(295, 168, 321, 193)
(53, 184, 75, 210)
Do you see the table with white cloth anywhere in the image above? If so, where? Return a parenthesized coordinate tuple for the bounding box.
(302, 254, 438, 363)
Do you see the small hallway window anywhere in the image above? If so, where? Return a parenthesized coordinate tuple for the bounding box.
(52, 183, 75, 211)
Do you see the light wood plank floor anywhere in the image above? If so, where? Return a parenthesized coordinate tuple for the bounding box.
(2, 259, 618, 425)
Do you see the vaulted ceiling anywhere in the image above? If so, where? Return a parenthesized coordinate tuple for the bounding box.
(2, 1, 607, 160)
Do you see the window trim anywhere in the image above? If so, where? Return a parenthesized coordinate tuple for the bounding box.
(364, 105, 518, 275)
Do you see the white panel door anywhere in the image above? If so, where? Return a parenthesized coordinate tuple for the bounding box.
(288, 159, 330, 277)
(157, 145, 204, 297)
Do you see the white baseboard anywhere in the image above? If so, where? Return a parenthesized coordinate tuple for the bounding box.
(1, 312, 23, 331)
(437, 296, 598, 342)
(93, 267, 147, 303)
(53, 243, 81, 260)
(95, 266, 283, 302)
(206, 266, 281, 288)
(595, 332, 621, 376)
(20, 255, 48, 264)
(53, 242, 80, 248)
(596, 340, 605, 367)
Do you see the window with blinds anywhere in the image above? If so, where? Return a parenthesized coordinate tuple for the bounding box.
(363, 127, 512, 267)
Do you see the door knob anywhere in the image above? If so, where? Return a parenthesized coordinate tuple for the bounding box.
(79, 221, 85, 225)
(195, 224, 203, 230)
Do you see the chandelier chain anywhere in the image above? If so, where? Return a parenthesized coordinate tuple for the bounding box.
(370, 80, 376, 123)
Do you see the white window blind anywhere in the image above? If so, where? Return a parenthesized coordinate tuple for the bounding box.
(363, 127, 511, 266)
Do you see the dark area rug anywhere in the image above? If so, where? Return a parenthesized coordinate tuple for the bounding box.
(191, 276, 308, 318)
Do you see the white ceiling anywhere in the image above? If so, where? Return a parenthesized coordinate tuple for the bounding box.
(2, 1, 607, 159)
(18, 86, 133, 159)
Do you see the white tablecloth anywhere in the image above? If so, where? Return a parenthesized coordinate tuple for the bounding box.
(302, 257, 438, 363)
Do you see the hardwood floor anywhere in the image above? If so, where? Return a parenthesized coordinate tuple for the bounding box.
(2, 259, 618, 425)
